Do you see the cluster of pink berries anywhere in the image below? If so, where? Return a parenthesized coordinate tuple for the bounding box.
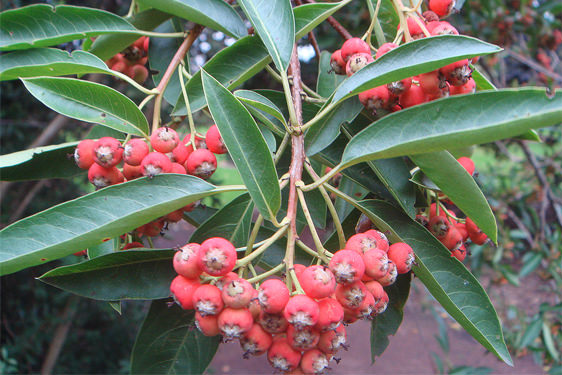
(106, 36, 150, 84)
(330, 6, 476, 114)
(170, 231, 414, 373)
(416, 157, 488, 261)
(73, 124, 227, 237)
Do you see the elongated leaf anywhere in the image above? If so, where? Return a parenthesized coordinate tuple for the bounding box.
(355, 199, 513, 365)
(190, 194, 253, 247)
(410, 151, 497, 242)
(238, 0, 295, 71)
(293, 1, 351, 40)
(316, 50, 345, 97)
(342, 88, 562, 168)
(22, 77, 150, 137)
(0, 142, 81, 181)
(131, 300, 220, 375)
(87, 237, 118, 258)
(371, 274, 411, 361)
(235, 90, 287, 128)
(0, 49, 108, 81)
(371, 0, 399, 44)
(39, 249, 174, 300)
(202, 70, 280, 222)
(334, 177, 368, 222)
(0, 4, 138, 51)
(330, 35, 501, 105)
(0, 175, 234, 276)
(136, 0, 246, 38)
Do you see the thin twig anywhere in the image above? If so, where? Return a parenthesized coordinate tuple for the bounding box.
(302, 0, 352, 40)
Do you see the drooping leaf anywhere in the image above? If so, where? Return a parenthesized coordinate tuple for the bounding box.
(0, 4, 138, 51)
(329, 35, 501, 105)
(202, 70, 281, 222)
(190, 194, 254, 247)
(0, 141, 81, 181)
(341, 88, 562, 168)
(136, 0, 247, 38)
(0, 48, 108, 81)
(316, 50, 345, 98)
(237, 0, 295, 71)
(0, 175, 238, 276)
(22, 77, 150, 137)
(355, 199, 513, 366)
(410, 151, 497, 242)
(130, 300, 220, 375)
(39, 249, 175, 300)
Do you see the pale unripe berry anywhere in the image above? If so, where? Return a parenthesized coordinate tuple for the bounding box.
(300, 349, 330, 374)
(286, 325, 320, 351)
(328, 249, 365, 284)
(192, 284, 224, 316)
(197, 237, 237, 276)
(258, 278, 290, 314)
(170, 275, 200, 310)
(150, 127, 179, 153)
(376, 260, 397, 286)
(93, 137, 123, 168)
(221, 278, 254, 308)
(185, 149, 217, 179)
(284, 295, 320, 330)
(345, 52, 373, 76)
(315, 298, 344, 332)
(217, 307, 253, 340)
(195, 312, 220, 336)
(363, 248, 390, 279)
(299, 265, 336, 299)
(123, 138, 149, 166)
(74, 139, 96, 169)
(87, 164, 123, 188)
(205, 125, 227, 154)
(240, 323, 273, 356)
(140, 152, 172, 177)
(267, 337, 302, 372)
(173, 243, 201, 279)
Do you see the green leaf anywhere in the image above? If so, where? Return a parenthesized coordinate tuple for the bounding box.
(201, 70, 281, 222)
(355, 200, 513, 366)
(237, 0, 295, 72)
(131, 300, 220, 375)
(0, 48, 108, 81)
(371, 0, 399, 44)
(410, 151, 497, 242)
(0, 175, 234, 276)
(235, 90, 288, 130)
(333, 177, 368, 222)
(22, 77, 150, 137)
(0, 141, 81, 182)
(190, 194, 254, 247)
(330, 35, 501, 105)
(316, 50, 345, 97)
(293, 1, 351, 40)
(341, 88, 562, 168)
(370, 274, 411, 361)
(517, 317, 542, 349)
(39, 249, 175, 300)
(542, 322, 560, 362)
(0, 4, 138, 51)
(136, 0, 246, 38)
(87, 237, 118, 258)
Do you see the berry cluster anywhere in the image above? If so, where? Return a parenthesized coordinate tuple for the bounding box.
(106, 37, 150, 84)
(330, 8, 476, 114)
(73, 124, 226, 237)
(170, 231, 414, 373)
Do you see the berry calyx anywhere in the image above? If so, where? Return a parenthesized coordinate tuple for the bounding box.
(330, 49, 346, 74)
(221, 277, 254, 308)
(185, 149, 217, 179)
(345, 52, 374, 76)
(87, 164, 123, 189)
(192, 284, 224, 316)
(197, 237, 237, 276)
(240, 323, 273, 357)
(150, 127, 180, 153)
(328, 249, 365, 284)
(267, 337, 302, 372)
(93, 137, 123, 168)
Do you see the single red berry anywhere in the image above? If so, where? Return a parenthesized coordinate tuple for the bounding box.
(284, 295, 320, 330)
(346, 231, 385, 255)
(139, 219, 164, 237)
(317, 324, 347, 354)
(258, 278, 290, 314)
(258, 311, 289, 334)
(429, 216, 451, 239)
(345, 52, 374, 76)
(363, 249, 390, 279)
(123, 138, 149, 166)
(93, 137, 123, 168)
(170, 275, 200, 310)
(373, 288, 389, 315)
(192, 284, 224, 316)
(182, 133, 206, 149)
(387, 77, 412, 96)
(111, 60, 128, 74)
(358, 86, 391, 113)
(221, 277, 254, 309)
(440, 59, 472, 86)
(335, 281, 367, 310)
(248, 289, 262, 321)
(354, 289, 377, 319)
(330, 49, 346, 74)
(195, 312, 220, 337)
(88, 164, 123, 188)
(215, 272, 239, 291)
(300, 349, 330, 375)
(169, 163, 187, 174)
(416, 214, 429, 227)
(127, 64, 148, 84)
(173, 243, 202, 279)
(375, 42, 398, 59)
(205, 125, 227, 154)
(449, 77, 476, 95)
(451, 245, 467, 261)
(340, 37, 370, 62)
(455, 222, 469, 241)
(169, 143, 192, 165)
(365, 229, 390, 252)
(185, 149, 217, 179)
(267, 337, 302, 372)
(141, 152, 173, 177)
(429, 0, 456, 17)
(387, 242, 415, 274)
(74, 139, 96, 169)
(122, 163, 143, 180)
(151, 127, 179, 153)
(197, 237, 237, 277)
(466, 217, 488, 245)
(405, 16, 425, 39)
(430, 21, 459, 36)
(364, 280, 385, 304)
(217, 307, 253, 340)
(240, 323, 273, 357)
(299, 265, 336, 300)
(376, 260, 397, 286)
(457, 156, 475, 176)
(133, 36, 147, 49)
(286, 325, 320, 351)
(418, 70, 445, 95)
(315, 298, 344, 332)
(328, 249, 365, 284)
(399, 84, 428, 108)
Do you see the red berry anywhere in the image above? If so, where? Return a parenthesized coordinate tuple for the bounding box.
(169, 162, 187, 174)
(141, 152, 173, 177)
(365, 229, 390, 251)
(466, 217, 487, 245)
(284, 295, 320, 330)
(111, 60, 128, 74)
(197, 237, 237, 277)
(173, 243, 202, 279)
(373, 289, 389, 315)
(440, 59, 471, 86)
(387, 242, 415, 274)
(363, 249, 390, 279)
(429, 216, 451, 239)
(418, 70, 445, 96)
(258, 311, 289, 334)
(450, 77, 476, 95)
(195, 312, 220, 336)
(93, 137, 123, 168)
(451, 245, 467, 261)
(345, 52, 374, 76)
(328, 249, 365, 284)
(399, 85, 428, 108)
(170, 275, 200, 310)
(215, 272, 239, 291)
(387, 77, 412, 96)
(317, 324, 347, 354)
(335, 281, 368, 310)
(169, 143, 192, 165)
(74, 139, 96, 169)
(300, 349, 330, 374)
(151, 127, 179, 153)
(376, 260, 398, 286)
(299, 265, 336, 299)
(358, 86, 391, 113)
(267, 337, 302, 372)
(221, 277, 254, 308)
(441, 227, 463, 250)
(205, 125, 227, 154)
(429, 0, 456, 17)
(405, 16, 425, 39)
(122, 241, 144, 250)
(122, 163, 143, 180)
(456, 222, 469, 241)
(240, 323, 273, 356)
(354, 289, 377, 319)
(457, 156, 475, 175)
(192, 284, 224, 316)
(423, 10, 440, 22)
(258, 279, 290, 314)
(88, 164, 123, 188)
(340, 37, 370, 62)
(375, 42, 398, 59)
(286, 324, 320, 351)
(217, 307, 253, 340)
(346, 231, 386, 255)
(139, 219, 164, 237)
(123, 138, 149, 166)
(315, 298, 344, 332)
(430, 21, 459, 36)
(182, 133, 206, 149)
(185, 149, 217, 179)
(330, 49, 346, 74)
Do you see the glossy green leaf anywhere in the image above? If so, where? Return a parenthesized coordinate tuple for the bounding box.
(0, 48, 108, 81)
(190, 194, 253, 247)
(39, 249, 175, 300)
(341, 89, 562, 168)
(235, 90, 287, 129)
(316, 50, 344, 98)
(89, 9, 171, 61)
(410, 151, 497, 242)
(260, 127, 277, 153)
(370, 274, 411, 361)
(0, 175, 234, 276)
(202, 70, 280, 222)
(334, 177, 368, 222)
(22, 77, 150, 137)
(237, 0, 295, 71)
(330, 35, 501, 105)
(131, 300, 220, 375)
(517, 318, 542, 349)
(293, 1, 351, 40)
(136, 0, 246, 38)
(87, 237, 118, 258)
(0, 141, 81, 181)
(0, 4, 138, 51)
(355, 199, 512, 366)
(371, 0, 399, 44)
